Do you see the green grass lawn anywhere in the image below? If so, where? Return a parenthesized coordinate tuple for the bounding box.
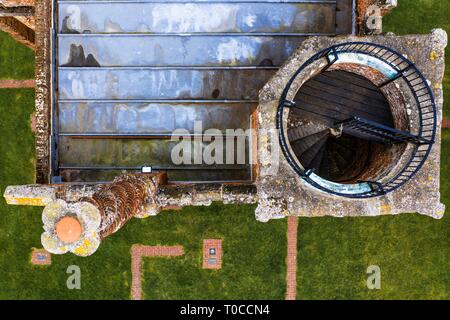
(383, 0, 450, 118)
(141, 205, 286, 300)
(0, 31, 35, 80)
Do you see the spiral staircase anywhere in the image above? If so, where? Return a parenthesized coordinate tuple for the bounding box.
(278, 43, 437, 198)
(286, 69, 395, 183)
(287, 121, 373, 183)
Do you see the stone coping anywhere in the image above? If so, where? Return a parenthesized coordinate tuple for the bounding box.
(4, 182, 257, 213)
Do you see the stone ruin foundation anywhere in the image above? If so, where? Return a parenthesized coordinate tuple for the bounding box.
(5, 32, 447, 224)
(1, 0, 447, 256)
(256, 30, 447, 221)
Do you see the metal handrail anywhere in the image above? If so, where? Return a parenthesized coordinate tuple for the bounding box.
(336, 116, 432, 145)
(276, 42, 437, 198)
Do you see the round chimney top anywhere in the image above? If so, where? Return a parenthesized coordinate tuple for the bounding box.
(55, 216, 83, 243)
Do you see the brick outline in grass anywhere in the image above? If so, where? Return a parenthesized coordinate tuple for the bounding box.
(130, 245, 184, 300)
(286, 216, 298, 300)
(0, 79, 35, 88)
(443, 118, 450, 129)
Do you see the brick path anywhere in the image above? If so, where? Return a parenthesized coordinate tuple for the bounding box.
(443, 118, 450, 129)
(0, 79, 35, 88)
(130, 245, 184, 300)
(286, 216, 298, 300)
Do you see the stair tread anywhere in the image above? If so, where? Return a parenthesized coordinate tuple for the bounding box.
(302, 80, 390, 111)
(295, 95, 393, 125)
(328, 137, 355, 159)
(326, 149, 342, 179)
(327, 142, 349, 173)
(289, 107, 336, 127)
(300, 134, 329, 169)
(290, 129, 329, 156)
(319, 148, 331, 180)
(298, 83, 392, 121)
(307, 72, 387, 102)
(308, 142, 326, 172)
(322, 70, 380, 91)
(294, 70, 394, 127)
(287, 122, 328, 142)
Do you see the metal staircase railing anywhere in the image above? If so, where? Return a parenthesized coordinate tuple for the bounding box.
(276, 42, 437, 198)
(335, 117, 433, 145)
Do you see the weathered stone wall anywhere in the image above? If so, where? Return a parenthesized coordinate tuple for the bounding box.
(34, 0, 51, 183)
(255, 30, 447, 221)
(4, 182, 257, 214)
(2, 0, 446, 224)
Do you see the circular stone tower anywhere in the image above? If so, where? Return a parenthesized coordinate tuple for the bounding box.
(276, 42, 436, 198)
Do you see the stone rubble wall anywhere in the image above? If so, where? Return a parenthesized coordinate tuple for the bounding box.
(34, 0, 51, 183)
(5, 30, 446, 221)
(2, 0, 447, 224)
(4, 182, 257, 215)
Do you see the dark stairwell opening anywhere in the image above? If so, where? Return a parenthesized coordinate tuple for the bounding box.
(287, 70, 402, 184)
